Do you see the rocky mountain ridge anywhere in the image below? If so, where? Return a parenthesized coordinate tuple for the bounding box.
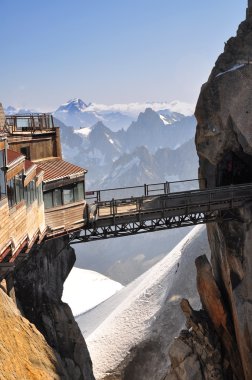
(5, 98, 194, 132)
(59, 108, 197, 189)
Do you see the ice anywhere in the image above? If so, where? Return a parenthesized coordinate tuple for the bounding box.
(216, 63, 246, 77)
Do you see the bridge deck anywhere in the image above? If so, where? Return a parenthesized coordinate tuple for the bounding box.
(72, 182, 252, 243)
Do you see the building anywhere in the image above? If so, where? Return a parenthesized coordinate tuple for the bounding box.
(0, 104, 88, 273)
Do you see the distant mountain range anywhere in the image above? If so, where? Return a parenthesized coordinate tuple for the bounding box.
(57, 108, 197, 189)
(5, 98, 195, 132)
(53, 98, 194, 131)
(5, 99, 198, 189)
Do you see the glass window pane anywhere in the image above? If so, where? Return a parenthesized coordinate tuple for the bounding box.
(44, 191, 53, 209)
(7, 179, 15, 207)
(0, 150, 6, 198)
(38, 183, 43, 205)
(74, 182, 84, 202)
(31, 181, 35, 203)
(63, 188, 74, 205)
(54, 188, 62, 206)
(15, 176, 21, 204)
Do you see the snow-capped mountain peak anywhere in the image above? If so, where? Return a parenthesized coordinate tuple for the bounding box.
(56, 98, 88, 114)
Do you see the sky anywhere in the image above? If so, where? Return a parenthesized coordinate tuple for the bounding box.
(0, 0, 247, 111)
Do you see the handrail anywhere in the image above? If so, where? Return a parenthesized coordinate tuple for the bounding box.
(5, 114, 55, 134)
(85, 178, 206, 202)
(94, 182, 252, 219)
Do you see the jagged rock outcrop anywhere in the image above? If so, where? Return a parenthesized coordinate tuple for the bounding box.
(167, 257, 243, 380)
(167, 300, 224, 380)
(14, 236, 95, 380)
(0, 284, 61, 380)
(185, 6, 252, 380)
(165, 6, 252, 380)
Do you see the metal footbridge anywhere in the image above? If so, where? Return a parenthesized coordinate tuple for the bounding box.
(71, 179, 252, 244)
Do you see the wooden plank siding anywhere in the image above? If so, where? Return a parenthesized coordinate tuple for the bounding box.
(26, 201, 46, 242)
(8, 130, 61, 161)
(0, 198, 46, 259)
(45, 200, 86, 235)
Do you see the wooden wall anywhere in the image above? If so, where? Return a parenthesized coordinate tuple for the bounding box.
(0, 198, 46, 260)
(8, 127, 63, 161)
(45, 200, 86, 235)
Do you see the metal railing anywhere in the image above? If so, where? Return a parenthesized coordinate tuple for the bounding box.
(92, 181, 252, 220)
(5, 114, 55, 134)
(85, 178, 206, 203)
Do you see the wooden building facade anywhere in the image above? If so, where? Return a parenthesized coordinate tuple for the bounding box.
(0, 107, 88, 273)
(0, 139, 46, 270)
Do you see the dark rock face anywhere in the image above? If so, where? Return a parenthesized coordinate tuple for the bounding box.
(14, 236, 95, 380)
(167, 302, 224, 380)
(194, 11, 252, 380)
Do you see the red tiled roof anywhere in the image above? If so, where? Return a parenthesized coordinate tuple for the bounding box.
(7, 149, 24, 165)
(24, 159, 36, 172)
(37, 158, 86, 183)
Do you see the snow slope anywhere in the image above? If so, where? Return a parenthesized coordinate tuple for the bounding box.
(62, 268, 123, 317)
(77, 225, 210, 380)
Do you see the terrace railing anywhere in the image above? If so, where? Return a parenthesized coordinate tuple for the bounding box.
(5, 114, 55, 134)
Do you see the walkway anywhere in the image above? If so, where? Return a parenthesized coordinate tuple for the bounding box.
(72, 180, 252, 243)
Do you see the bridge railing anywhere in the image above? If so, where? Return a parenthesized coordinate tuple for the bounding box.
(93, 182, 252, 219)
(85, 178, 206, 203)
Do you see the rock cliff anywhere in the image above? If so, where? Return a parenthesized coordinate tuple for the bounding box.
(13, 236, 95, 380)
(169, 6, 252, 380)
(0, 283, 61, 380)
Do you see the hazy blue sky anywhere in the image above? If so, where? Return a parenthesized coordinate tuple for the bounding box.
(0, 0, 247, 110)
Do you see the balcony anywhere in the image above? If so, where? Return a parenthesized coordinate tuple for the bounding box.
(5, 114, 55, 134)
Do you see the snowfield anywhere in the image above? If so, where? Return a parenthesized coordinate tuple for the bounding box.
(76, 225, 210, 380)
(62, 268, 123, 317)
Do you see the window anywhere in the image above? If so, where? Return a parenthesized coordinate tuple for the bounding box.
(63, 188, 74, 205)
(44, 191, 53, 209)
(0, 149, 6, 199)
(7, 179, 15, 207)
(54, 188, 62, 206)
(15, 175, 24, 204)
(37, 183, 43, 205)
(24, 180, 36, 207)
(7, 172, 24, 207)
(21, 146, 31, 160)
(43, 181, 85, 209)
(74, 182, 84, 202)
